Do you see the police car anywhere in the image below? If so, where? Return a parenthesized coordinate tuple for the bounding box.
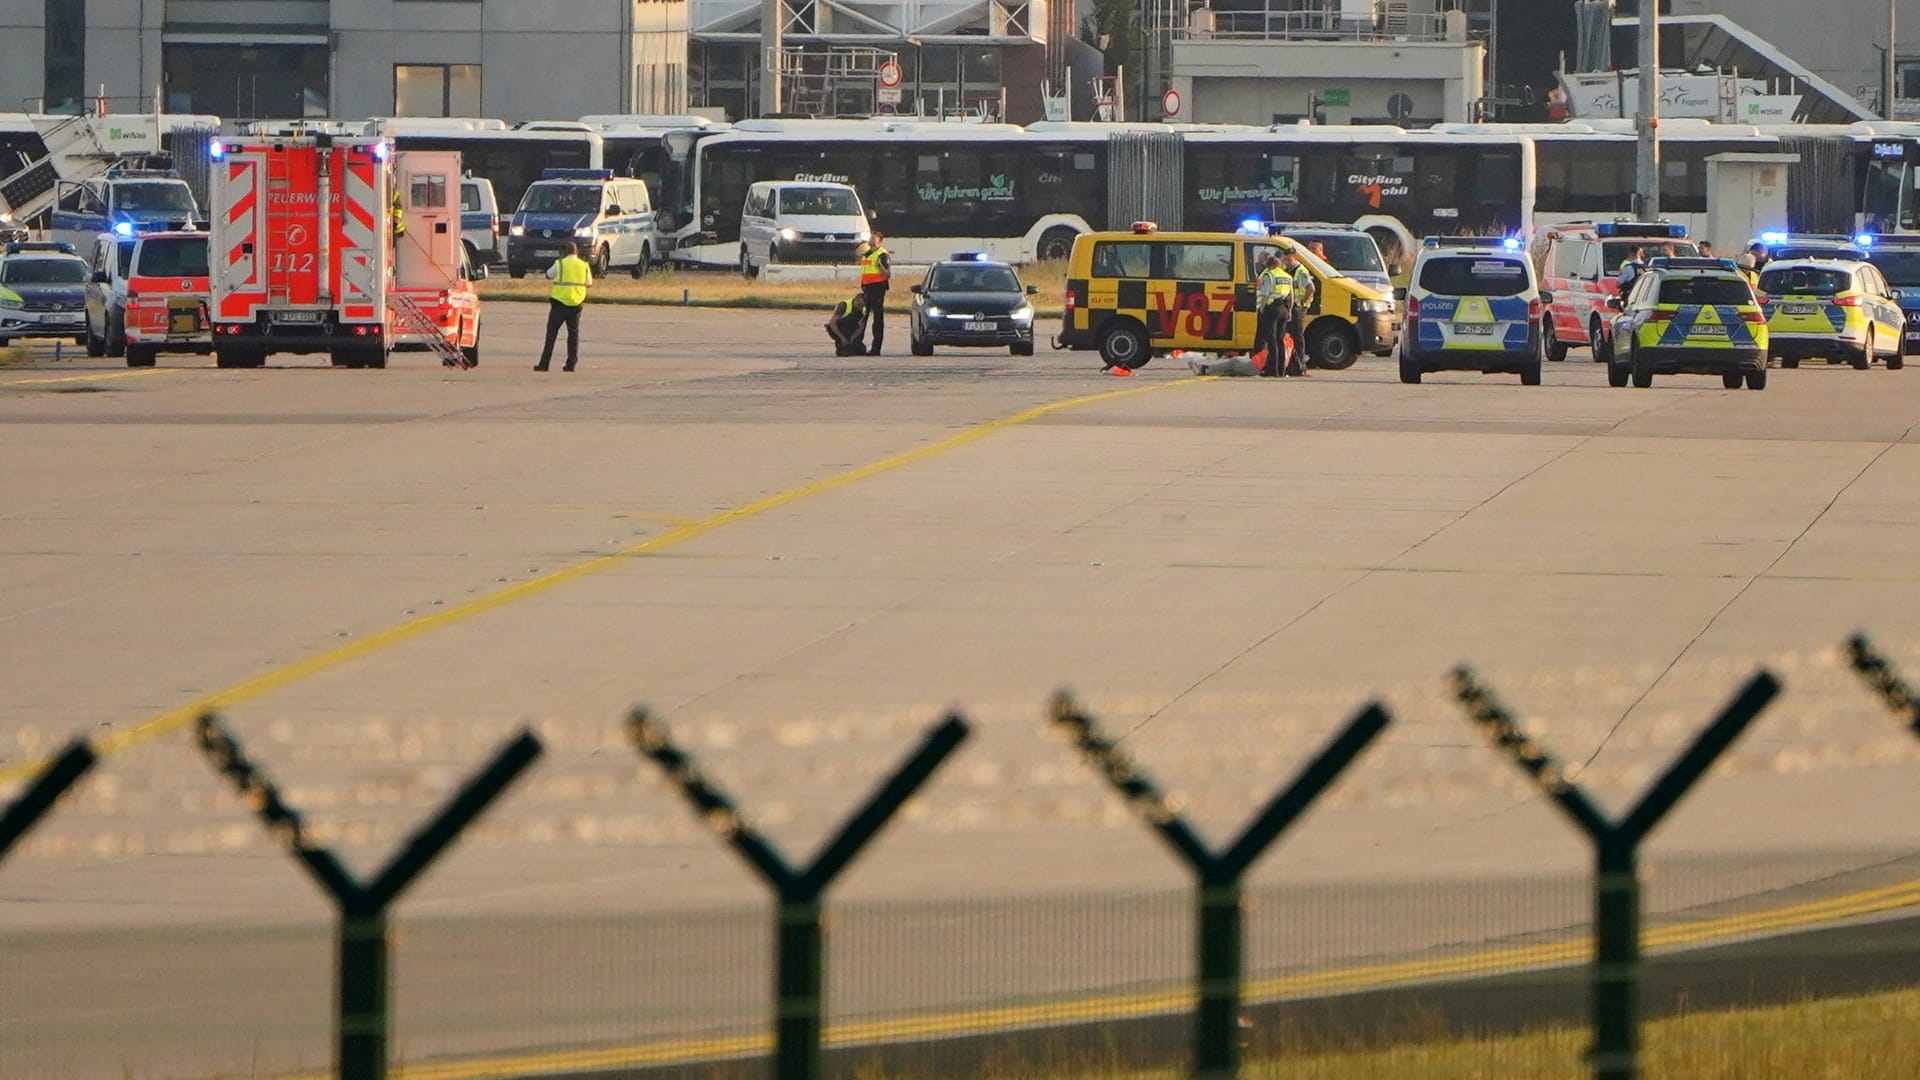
(1862, 233, 1920, 355)
(1605, 257, 1768, 389)
(1750, 231, 1868, 263)
(1399, 236, 1546, 385)
(1757, 257, 1904, 369)
(0, 242, 91, 347)
(506, 169, 656, 279)
(909, 252, 1039, 356)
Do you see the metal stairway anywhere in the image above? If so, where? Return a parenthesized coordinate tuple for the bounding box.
(0, 115, 128, 226)
(386, 293, 473, 369)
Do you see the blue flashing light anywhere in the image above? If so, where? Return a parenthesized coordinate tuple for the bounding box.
(950, 251, 988, 261)
(113, 222, 134, 238)
(1594, 221, 1688, 239)
(373, 140, 391, 163)
(209, 141, 225, 161)
(1856, 233, 1875, 248)
(1759, 230, 1788, 245)
(1239, 218, 1264, 235)
(1502, 237, 1522, 251)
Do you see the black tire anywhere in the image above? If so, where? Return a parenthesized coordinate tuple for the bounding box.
(1519, 358, 1541, 386)
(363, 348, 386, 370)
(1589, 319, 1610, 364)
(107, 313, 125, 358)
(1852, 330, 1873, 370)
(330, 348, 361, 368)
(84, 322, 104, 357)
(214, 347, 245, 369)
(461, 342, 479, 368)
(1306, 321, 1359, 370)
(1722, 371, 1743, 389)
(1780, 356, 1799, 369)
(1035, 226, 1078, 263)
(1631, 363, 1653, 388)
(509, 267, 526, 280)
(1098, 320, 1149, 370)
(632, 246, 650, 279)
(1543, 318, 1569, 362)
(741, 246, 758, 279)
(1746, 368, 1768, 390)
(590, 246, 610, 278)
(125, 344, 156, 368)
(1397, 347, 1422, 384)
(1606, 360, 1630, 387)
(72, 335, 86, 346)
(462, 241, 480, 270)
(910, 333, 933, 356)
(1890, 353, 1905, 370)
(1011, 341, 1035, 357)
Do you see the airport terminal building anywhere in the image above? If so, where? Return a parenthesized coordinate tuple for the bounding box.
(0, 0, 690, 122)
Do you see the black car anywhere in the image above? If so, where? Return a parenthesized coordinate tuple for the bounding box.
(909, 255, 1038, 356)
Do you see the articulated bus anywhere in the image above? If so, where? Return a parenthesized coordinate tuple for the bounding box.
(658, 119, 1537, 269)
(372, 119, 604, 217)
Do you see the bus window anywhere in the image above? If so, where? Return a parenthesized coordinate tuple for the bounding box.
(914, 149, 980, 236)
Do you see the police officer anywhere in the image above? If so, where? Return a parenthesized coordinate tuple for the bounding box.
(1255, 252, 1294, 378)
(826, 293, 868, 355)
(1617, 245, 1648, 289)
(535, 241, 592, 372)
(391, 188, 407, 241)
(858, 232, 892, 355)
(1285, 247, 1315, 376)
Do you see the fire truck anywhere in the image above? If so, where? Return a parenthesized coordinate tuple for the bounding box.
(207, 133, 480, 370)
(1538, 220, 1696, 362)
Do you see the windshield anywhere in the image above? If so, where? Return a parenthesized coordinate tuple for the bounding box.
(1291, 234, 1386, 274)
(1603, 240, 1698, 273)
(1418, 256, 1529, 296)
(1758, 267, 1851, 296)
(777, 187, 861, 216)
(1868, 249, 1920, 286)
(113, 181, 197, 215)
(134, 237, 209, 277)
(1655, 277, 1753, 306)
(519, 183, 602, 214)
(928, 265, 1021, 292)
(2, 258, 86, 284)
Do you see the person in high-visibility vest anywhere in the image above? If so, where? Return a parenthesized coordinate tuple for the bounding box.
(1284, 247, 1315, 376)
(1255, 252, 1294, 378)
(391, 188, 407, 240)
(858, 233, 892, 355)
(535, 242, 593, 372)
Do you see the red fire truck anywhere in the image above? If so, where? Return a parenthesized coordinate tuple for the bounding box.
(207, 133, 480, 369)
(1538, 220, 1696, 362)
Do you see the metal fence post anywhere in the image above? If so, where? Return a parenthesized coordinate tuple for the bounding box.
(0, 739, 96, 864)
(194, 713, 542, 1080)
(1451, 667, 1779, 1080)
(628, 708, 969, 1080)
(1050, 692, 1391, 1080)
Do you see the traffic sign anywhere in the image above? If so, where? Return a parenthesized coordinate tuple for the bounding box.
(877, 87, 903, 106)
(878, 61, 903, 89)
(1162, 87, 1182, 118)
(1322, 87, 1351, 107)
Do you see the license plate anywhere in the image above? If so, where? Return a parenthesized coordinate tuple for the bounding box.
(1780, 303, 1816, 315)
(53, 315, 81, 324)
(1689, 325, 1728, 336)
(965, 321, 996, 331)
(273, 311, 324, 323)
(1453, 323, 1496, 335)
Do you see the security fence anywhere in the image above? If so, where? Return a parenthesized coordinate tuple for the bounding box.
(5, 632, 1920, 1080)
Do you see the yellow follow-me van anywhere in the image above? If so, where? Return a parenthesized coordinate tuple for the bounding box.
(1053, 222, 1397, 370)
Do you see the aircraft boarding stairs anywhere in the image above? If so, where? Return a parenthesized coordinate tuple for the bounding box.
(0, 114, 142, 228)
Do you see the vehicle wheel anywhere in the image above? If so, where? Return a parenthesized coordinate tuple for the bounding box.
(107, 314, 125, 357)
(1397, 348, 1422, 384)
(1722, 371, 1743, 389)
(1543, 318, 1569, 362)
(73, 335, 86, 346)
(1631, 362, 1653, 388)
(85, 323, 103, 357)
(910, 333, 933, 356)
(632, 246, 650, 279)
(1306, 321, 1359, 370)
(463, 241, 480, 269)
(1779, 356, 1799, 369)
(1098, 320, 1149, 370)
(330, 348, 361, 368)
(591, 246, 610, 277)
(1519, 358, 1542, 386)
(461, 343, 480, 368)
(509, 266, 526, 280)
(215, 347, 244, 369)
(1606, 360, 1630, 387)
(1035, 226, 1078, 263)
(1011, 341, 1035, 357)
(1589, 318, 1610, 364)
(1853, 330, 1873, 370)
(363, 348, 387, 370)
(125, 344, 156, 368)
(1746, 368, 1768, 390)
(1890, 353, 1905, 370)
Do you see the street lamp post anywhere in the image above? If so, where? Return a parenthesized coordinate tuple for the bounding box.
(1634, 0, 1660, 220)
(1887, 0, 1899, 121)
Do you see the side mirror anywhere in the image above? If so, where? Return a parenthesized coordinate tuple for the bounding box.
(1026, 284, 1039, 295)
(605, 206, 622, 217)
(90, 270, 108, 284)
(1892, 288, 1905, 299)
(909, 284, 923, 294)
(1392, 286, 1407, 302)
(1537, 290, 1554, 305)
(1606, 296, 1624, 311)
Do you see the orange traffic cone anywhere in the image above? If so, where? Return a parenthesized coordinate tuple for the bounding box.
(1109, 365, 1134, 377)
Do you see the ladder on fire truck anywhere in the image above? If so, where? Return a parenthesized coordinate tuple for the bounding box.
(0, 114, 147, 227)
(386, 293, 474, 369)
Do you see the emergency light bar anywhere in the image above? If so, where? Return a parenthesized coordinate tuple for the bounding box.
(949, 251, 989, 261)
(5, 241, 76, 255)
(1131, 221, 1157, 233)
(1648, 257, 1739, 271)
(1422, 236, 1523, 252)
(542, 168, 615, 181)
(1593, 220, 1688, 239)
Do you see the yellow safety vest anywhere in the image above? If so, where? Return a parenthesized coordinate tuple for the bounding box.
(860, 246, 889, 285)
(1259, 266, 1293, 307)
(1291, 263, 1314, 301)
(550, 255, 592, 306)
(390, 190, 406, 238)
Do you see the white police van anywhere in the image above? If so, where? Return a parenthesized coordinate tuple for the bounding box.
(506, 169, 656, 279)
(1399, 236, 1547, 386)
(49, 167, 204, 252)
(460, 176, 503, 267)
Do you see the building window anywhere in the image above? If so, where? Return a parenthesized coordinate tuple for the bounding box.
(395, 64, 482, 118)
(1901, 60, 1920, 101)
(44, 0, 85, 114)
